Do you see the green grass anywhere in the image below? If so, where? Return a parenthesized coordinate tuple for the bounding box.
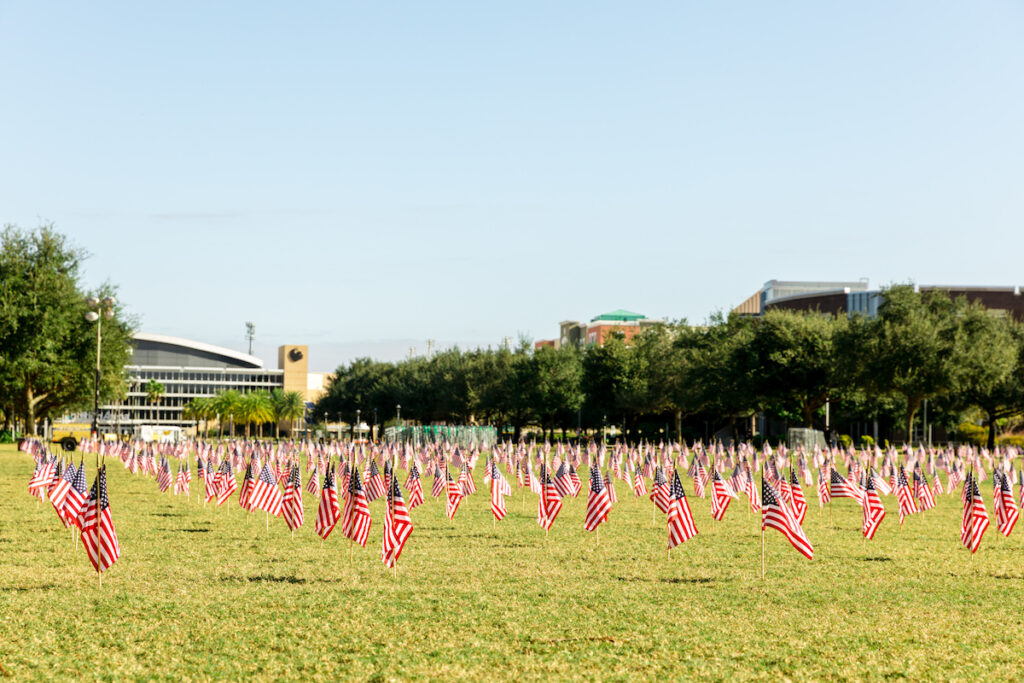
(1, 442, 1022, 681)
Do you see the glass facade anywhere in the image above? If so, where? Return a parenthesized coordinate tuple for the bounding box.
(96, 335, 285, 434)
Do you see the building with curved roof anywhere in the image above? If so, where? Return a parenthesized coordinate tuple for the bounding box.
(96, 334, 324, 435)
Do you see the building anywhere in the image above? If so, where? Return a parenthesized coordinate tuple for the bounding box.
(535, 310, 664, 349)
(734, 279, 1024, 319)
(732, 279, 871, 316)
(93, 333, 327, 434)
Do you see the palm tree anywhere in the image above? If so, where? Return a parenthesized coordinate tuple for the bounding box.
(212, 390, 241, 438)
(271, 389, 306, 439)
(146, 379, 166, 423)
(238, 391, 273, 439)
(184, 396, 215, 438)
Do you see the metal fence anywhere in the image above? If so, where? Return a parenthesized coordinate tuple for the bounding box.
(383, 425, 498, 448)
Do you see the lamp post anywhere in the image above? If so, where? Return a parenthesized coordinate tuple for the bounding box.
(85, 296, 115, 438)
(356, 409, 361, 443)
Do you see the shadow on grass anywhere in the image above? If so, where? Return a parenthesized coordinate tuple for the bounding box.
(151, 512, 182, 518)
(862, 557, 893, 562)
(8, 583, 57, 592)
(616, 576, 716, 584)
(992, 573, 1023, 580)
(222, 574, 308, 584)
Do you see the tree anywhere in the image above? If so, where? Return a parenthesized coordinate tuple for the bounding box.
(238, 391, 273, 438)
(745, 310, 848, 428)
(532, 345, 583, 441)
(863, 285, 965, 441)
(0, 224, 135, 434)
(212, 390, 241, 438)
(183, 396, 215, 439)
(948, 307, 1023, 449)
(271, 389, 306, 438)
(676, 313, 759, 441)
(146, 379, 166, 406)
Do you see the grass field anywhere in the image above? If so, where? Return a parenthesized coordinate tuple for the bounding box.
(1, 443, 1023, 681)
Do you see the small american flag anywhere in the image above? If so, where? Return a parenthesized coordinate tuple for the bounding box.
(667, 470, 698, 548)
(77, 466, 121, 573)
(584, 465, 611, 532)
(762, 476, 812, 560)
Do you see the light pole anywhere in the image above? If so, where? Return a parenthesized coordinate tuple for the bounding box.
(85, 296, 115, 438)
(356, 409, 361, 443)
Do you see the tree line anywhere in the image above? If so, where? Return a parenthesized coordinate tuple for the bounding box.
(314, 286, 1024, 449)
(183, 389, 306, 439)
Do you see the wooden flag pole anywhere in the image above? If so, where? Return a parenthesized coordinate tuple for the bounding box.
(760, 458, 766, 580)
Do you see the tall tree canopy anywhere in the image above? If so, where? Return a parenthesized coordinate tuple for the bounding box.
(0, 224, 135, 434)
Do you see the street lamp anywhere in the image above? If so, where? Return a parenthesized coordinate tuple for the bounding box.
(85, 296, 116, 438)
(356, 409, 361, 443)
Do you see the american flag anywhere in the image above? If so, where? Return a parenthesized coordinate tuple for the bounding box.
(960, 473, 990, 554)
(993, 469, 1019, 537)
(745, 461, 761, 512)
(305, 464, 320, 497)
(77, 466, 121, 573)
(584, 465, 611, 532)
(913, 466, 937, 509)
(282, 464, 304, 531)
(342, 467, 372, 546)
(633, 468, 648, 498)
(406, 464, 425, 509)
(567, 465, 582, 497)
(216, 460, 237, 506)
(174, 461, 190, 497)
(603, 470, 618, 504)
(869, 468, 892, 496)
(817, 465, 831, 507)
(527, 458, 542, 495)
(490, 460, 509, 521)
(28, 457, 54, 501)
(249, 463, 284, 517)
(50, 461, 77, 527)
(693, 462, 707, 498)
(382, 476, 413, 568)
(537, 464, 563, 531)
(710, 470, 732, 521)
(896, 467, 919, 523)
(156, 457, 172, 493)
(47, 459, 62, 497)
(315, 465, 340, 540)
(788, 469, 807, 526)
(62, 461, 89, 529)
(365, 460, 387, 503)
(667, 470, 698, 549)
(861, 475, 885, 540)
(554, 462, 573, 498)
(239, 459, 256, 511)
(762, 476, 813, 560)
(459, 463, 476, 496)
(446, 466, 463, 520)
(431, 464, 446, 498)
(204, 460, 217, 504)
(650, 467, 670, 514)
(830, 467, 862, 506)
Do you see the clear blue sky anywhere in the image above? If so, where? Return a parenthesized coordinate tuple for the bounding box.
(3, 2, 1023, 371)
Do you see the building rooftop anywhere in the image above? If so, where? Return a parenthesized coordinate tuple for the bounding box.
(590, 309, 647, 322)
